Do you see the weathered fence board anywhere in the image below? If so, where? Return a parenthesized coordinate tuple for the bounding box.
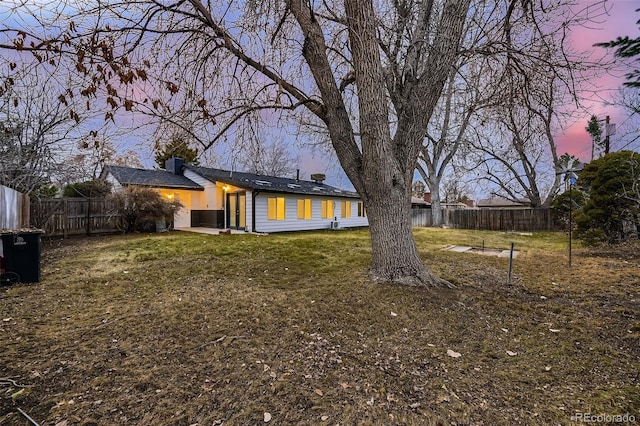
(30, 198, 122, 237)
(411, 209, 435, 227)
(0, 185, 30, 229)
(412, 207, 557, 232)
(445, 208, 555, 231)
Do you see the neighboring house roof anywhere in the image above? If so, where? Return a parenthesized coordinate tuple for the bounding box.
(102, 165, 204, 190)
(411, 196, 430, 206)
(477, 197, 528, 208)
(442, 202, 472, 209)
(187, 165, 361, 199)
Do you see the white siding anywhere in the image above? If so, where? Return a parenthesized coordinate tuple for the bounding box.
(155, 189, 204, 228)
(245, 191, 253, 232)
(104, 172, 123, 191)
(183, 169, 219, 209)
(253, 193, 368, 233)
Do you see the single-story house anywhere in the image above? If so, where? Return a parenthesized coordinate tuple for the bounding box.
(101, 158, 369, 233)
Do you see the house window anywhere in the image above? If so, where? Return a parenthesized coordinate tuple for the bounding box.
(357, 202, 366, 217)
(341, 201, 351, 218)
(268, 197, 286, 220)
(321, 200, 334, 219)
(297, 199, 312, 220)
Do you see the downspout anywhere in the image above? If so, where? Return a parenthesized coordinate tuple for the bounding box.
(252, 190, 258, 233)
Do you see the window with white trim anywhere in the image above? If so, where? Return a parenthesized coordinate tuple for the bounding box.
(297, 199, 312, 219)
(341, 201, 351, 218)
(267, 197, 286, 220)
(321, 200, 334, 219)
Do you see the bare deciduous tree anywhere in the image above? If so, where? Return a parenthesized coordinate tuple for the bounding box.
(0, 68, 82, 194)
(416, 54, 496, 225)
(466, 1, 605, 207)
(0, 0, 603, 285)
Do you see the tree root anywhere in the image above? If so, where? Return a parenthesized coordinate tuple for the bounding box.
(370, 269, 455, 289)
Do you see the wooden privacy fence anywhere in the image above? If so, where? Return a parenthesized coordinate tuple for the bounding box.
(445, 208, 556, 231)
(411, 209, 436, 228)
(0, 185, 30, 229)
(412, 207, 558, 232)
(30, 198, 122, 237)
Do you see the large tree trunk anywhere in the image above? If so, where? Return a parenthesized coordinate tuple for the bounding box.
(287, 0, 468, 287)
(340, 0, 449, 287)
(365, 187, 449, 287)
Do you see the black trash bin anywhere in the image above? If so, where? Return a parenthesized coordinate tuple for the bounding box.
(0, 231, 44, 283)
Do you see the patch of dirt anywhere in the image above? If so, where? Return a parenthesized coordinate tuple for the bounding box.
(581, 238, 640, 262)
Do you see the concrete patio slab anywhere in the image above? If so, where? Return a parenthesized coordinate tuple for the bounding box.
(174, 227, 248, 235)
(442, 245, 520, 258)
(446, 245, 474, 253)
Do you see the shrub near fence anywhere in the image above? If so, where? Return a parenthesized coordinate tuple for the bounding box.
(30, 198, 122, 237)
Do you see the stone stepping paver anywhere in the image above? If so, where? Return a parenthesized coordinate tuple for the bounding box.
(442, 245, 519, 258)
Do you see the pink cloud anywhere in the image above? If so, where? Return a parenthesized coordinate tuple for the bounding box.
(559, 1, 639, 161)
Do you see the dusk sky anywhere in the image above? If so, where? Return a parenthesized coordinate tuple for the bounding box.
(315, 1, 640, 189)
(555, 0, 640, 161)
(1, 1, 638, 189)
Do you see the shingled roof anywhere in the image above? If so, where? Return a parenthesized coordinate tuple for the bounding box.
(103, 165, 204, 190)
(187, 165, 360, 198)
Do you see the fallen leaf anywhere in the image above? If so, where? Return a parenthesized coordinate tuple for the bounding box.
(501, 328, 508, 332)
(447, 349, 461, 358)
(2, 318, 12, 322)
(545, 366, 552, 371)
(549, 329, 560, 333)
(321, 415, 329, 421)
(506, 351, 518, 356)
(390, 312, 398, 317)
(436, 394, 450, 403)
(339, 382, 351, 389)
(427, 343, 435, 347)
(54, 421, 68, 426)
(314, 388, 324, 396)
(264, 412, 272, 422)
(409, 402, 421, 409)
(11, 388, 25, 400)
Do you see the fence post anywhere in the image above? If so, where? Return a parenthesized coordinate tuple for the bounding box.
(86, 197, 92, 236)
(507, 242, 515, 284)
(63, 199, 68, 239)
(21, 193, 30, 228)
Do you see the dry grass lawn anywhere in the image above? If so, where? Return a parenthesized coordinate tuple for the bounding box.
(1, 228, 638, 425)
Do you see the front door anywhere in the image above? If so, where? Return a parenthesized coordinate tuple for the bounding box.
(226, 192, 246, 230)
